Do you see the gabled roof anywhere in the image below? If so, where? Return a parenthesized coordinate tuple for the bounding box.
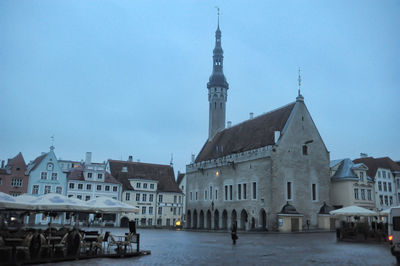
(353, 157, 400, 179)
(177, 173, 185, 186)
(195, 102, 296, 162)
(27, 153, 47, 173)
(66, 165, 121, 184)
(108, 160, 182, 193)
(0, 152, 27, 175)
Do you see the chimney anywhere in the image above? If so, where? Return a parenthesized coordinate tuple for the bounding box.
(274, 131, 281, 144)
(360, 153, 368, 158)
(1, 160, 4, 168)
(85, 152, 92, 165)
(249, 112, 254, 119)
(227, 121, 232, 128)
(128, 155, 133, 162)
(191, 154, 195, 163)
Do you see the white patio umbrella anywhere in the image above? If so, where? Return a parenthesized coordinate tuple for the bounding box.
(0, 192, 35, 210)
(330, 205, 378, 217)
(29, 193, 90, 212)
(86, 196, 139, 214)
(379, 208, 391, 217)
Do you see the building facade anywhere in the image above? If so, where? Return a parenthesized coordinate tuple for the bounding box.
(0, 153, 29, 196)
(177, 172, 186, 226)
(107, 158, 184, 228)
(353, 156, 400, 210)
(330, 158, 375, 210)
(185, 22, 330, 232)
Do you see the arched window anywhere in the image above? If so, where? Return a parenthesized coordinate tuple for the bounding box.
(215, 102, 217, 109)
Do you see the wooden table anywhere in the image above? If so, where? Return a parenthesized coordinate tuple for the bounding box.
(113, 235, 128, 254)
(84, 235, 98, 255)
(47, 236, 62, 257)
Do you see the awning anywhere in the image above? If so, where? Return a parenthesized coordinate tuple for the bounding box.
(329, 205, 378, 217)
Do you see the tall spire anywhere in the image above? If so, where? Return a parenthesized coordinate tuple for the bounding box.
(207, 9, 229, 140)
(296, 67, 304, 102)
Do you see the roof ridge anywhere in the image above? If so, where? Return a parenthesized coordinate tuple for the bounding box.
(109, 160, 172, 168)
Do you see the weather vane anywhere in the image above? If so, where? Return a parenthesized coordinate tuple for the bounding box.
(215, 6, 220, 26)
(51, 135, 55, 146)
(298, 67, 302, 96)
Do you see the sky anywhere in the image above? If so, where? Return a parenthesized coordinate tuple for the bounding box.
(1, 1, 399, 177)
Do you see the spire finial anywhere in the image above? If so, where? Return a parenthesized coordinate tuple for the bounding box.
(215, 6, 220, 28)
(298, 67, 302, 96)
(50, 135, 55, 151)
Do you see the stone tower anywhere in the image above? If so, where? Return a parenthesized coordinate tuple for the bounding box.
(207, 19, 229, 140)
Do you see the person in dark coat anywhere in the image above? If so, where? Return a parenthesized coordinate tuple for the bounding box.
(231, 221, 238, 245)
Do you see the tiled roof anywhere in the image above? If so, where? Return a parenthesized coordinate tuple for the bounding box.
(108, 160, 182, 193)
(28, 153, 47, 173)
(331, 159, 359, 181)
(177, 173, 185, 186)
(353, 157, 400, 180)
(1, 152, 28, 176)
(66, 165, 121, 184)
(195, 102, 296, 162)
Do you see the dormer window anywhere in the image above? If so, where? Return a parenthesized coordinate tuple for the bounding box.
(150, 184, 154, 189)
(359, 172, 364, 182)
(136, 183, 141, 188)
(87, 173, 92, 178)
(143, 183, 148, 189)
(122, 166, 128, 173)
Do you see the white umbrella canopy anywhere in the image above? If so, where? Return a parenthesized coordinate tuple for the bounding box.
(0, 192, 35, 210)
(330, 205, 378, 217)
(379, 208, 391, 216)
(29, 193, 90, 212)
(86, 196, 139, 214)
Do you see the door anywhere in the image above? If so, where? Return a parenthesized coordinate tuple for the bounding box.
(291, 218, 299, 232)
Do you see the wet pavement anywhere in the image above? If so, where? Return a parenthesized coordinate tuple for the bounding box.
(51, 229, 396, 265)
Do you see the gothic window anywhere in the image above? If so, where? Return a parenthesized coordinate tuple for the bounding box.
(287, 182, 292, 200)
(220, 102, 222, 109)
(312, 184, 317, 201)
(302, 145, 308, 155)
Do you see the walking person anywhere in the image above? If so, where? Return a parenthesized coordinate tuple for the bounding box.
(231, 221, 238, 245)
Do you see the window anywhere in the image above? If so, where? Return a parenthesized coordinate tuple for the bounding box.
(41, 172, 47, 180)
(312, 184, 317, 201)
(0, 178, 2, 185)
(150, 184, 154, 189)
(204, 190, 207, 200)
(389, 183, 392, 192)
(149, 207, 153, 215)
(174, 195, 177, 203)
(238, 184, 242, 200)
(167, 219, 170, 226)
(85, 195, 90, 201)
(97, 173, 102, 179)
(215, 189, 218, 200)
(243, 184, 247, 200)
(179, 195, 182, 203)
(359, 172, 364, 182)
(380, 195, 383, 205)
(56, 186, 62, 194)
(68, 195, 73, 198)
(143, 183, 148, 189)
(210, 186, 213, 200)
(97, 185, 101, 191)
(190, 192, 193, 201)
(378, 182, 382, 191)
(105, 185, 110, 191)
(136, 183, 141, 188)
(195, 192, 198, 201)
(149, 194, 154, 202)
(51, 173, 58, 180)
(302, 145, 308, 155)
(69, 183, 75, 189)
(86, 184, 92, 190)
(361, 189, 365, 200)
(113, 186, 118, 192)
(378, 171, 381, 178)
(159, 195, 163, 202)
(393, 217, 400, 231)
(126, 192, 131, 201)
(385, 195, 388, 205)
(229, 185, 233, 201)
(224, 185, 228, 201)
(173, 207, 177, 215)
(158, 207, 162, 214)
(142, 194, 147, 201)
(384, 182, 387, 192)
(11, 179, 22, 187)
(383, 171, 387, 178)
(287, 182, 292, 200)
(354, 188, 359, 200)
(87, 173, 92, 178)
(142, 207, 146, 214)
(78, 184, 83, 190)
(367, 190, 372, 201)
(136, 193, 140, 201)
(397, 179, 400, 188)
(44, 186, 51, 194)
(32, 185, 39, 195)
(398, 193, 400, 203)
(390, 196, 393, 206)
(252, 182, 257, 200)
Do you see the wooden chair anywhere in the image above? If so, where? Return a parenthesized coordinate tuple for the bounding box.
(107, 234, 122, 253)
(124, 233, 140, 253)
(39, 234, 51, 258)
(54, 232, 68, 257)
(16, 233, 33, 261)
(92, 234, 104, 255)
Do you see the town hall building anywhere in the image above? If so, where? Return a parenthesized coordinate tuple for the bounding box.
(185, 19, 331, 232)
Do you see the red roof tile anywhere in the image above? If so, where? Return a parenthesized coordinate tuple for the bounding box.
(353, 157, 400, 180)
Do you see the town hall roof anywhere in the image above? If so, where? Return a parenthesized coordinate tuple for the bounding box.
(66, 165, 121, 184)
(108, 160, 182, 193)
(195, 102, 296, 162)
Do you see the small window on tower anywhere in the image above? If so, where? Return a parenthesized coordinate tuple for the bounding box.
(302, 145, 308, 155)
(215, 102, 217, 109)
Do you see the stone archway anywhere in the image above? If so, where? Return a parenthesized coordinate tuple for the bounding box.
(193, 210, 198, 229)
(260, 208, 267, 230)
(199, 210, 205, 229)
(222, 210, 228, 230)
(240, 209, 248, 230)
(187, 210, 192, 229)
(231, 209, 237, 228)
(206, 210, 212, 229)
(214, 209, 220, 230)
(120, 216, 129, 228)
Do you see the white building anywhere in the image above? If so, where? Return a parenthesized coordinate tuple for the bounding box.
(353, 156, 400, 210)
(107, 158, 184, 228)
(177, 171, 186, 226)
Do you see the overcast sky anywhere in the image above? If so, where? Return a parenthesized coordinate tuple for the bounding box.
(1, 1, 399, 176)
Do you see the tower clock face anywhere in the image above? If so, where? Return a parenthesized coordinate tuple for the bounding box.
(47, 163, 54, 171)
